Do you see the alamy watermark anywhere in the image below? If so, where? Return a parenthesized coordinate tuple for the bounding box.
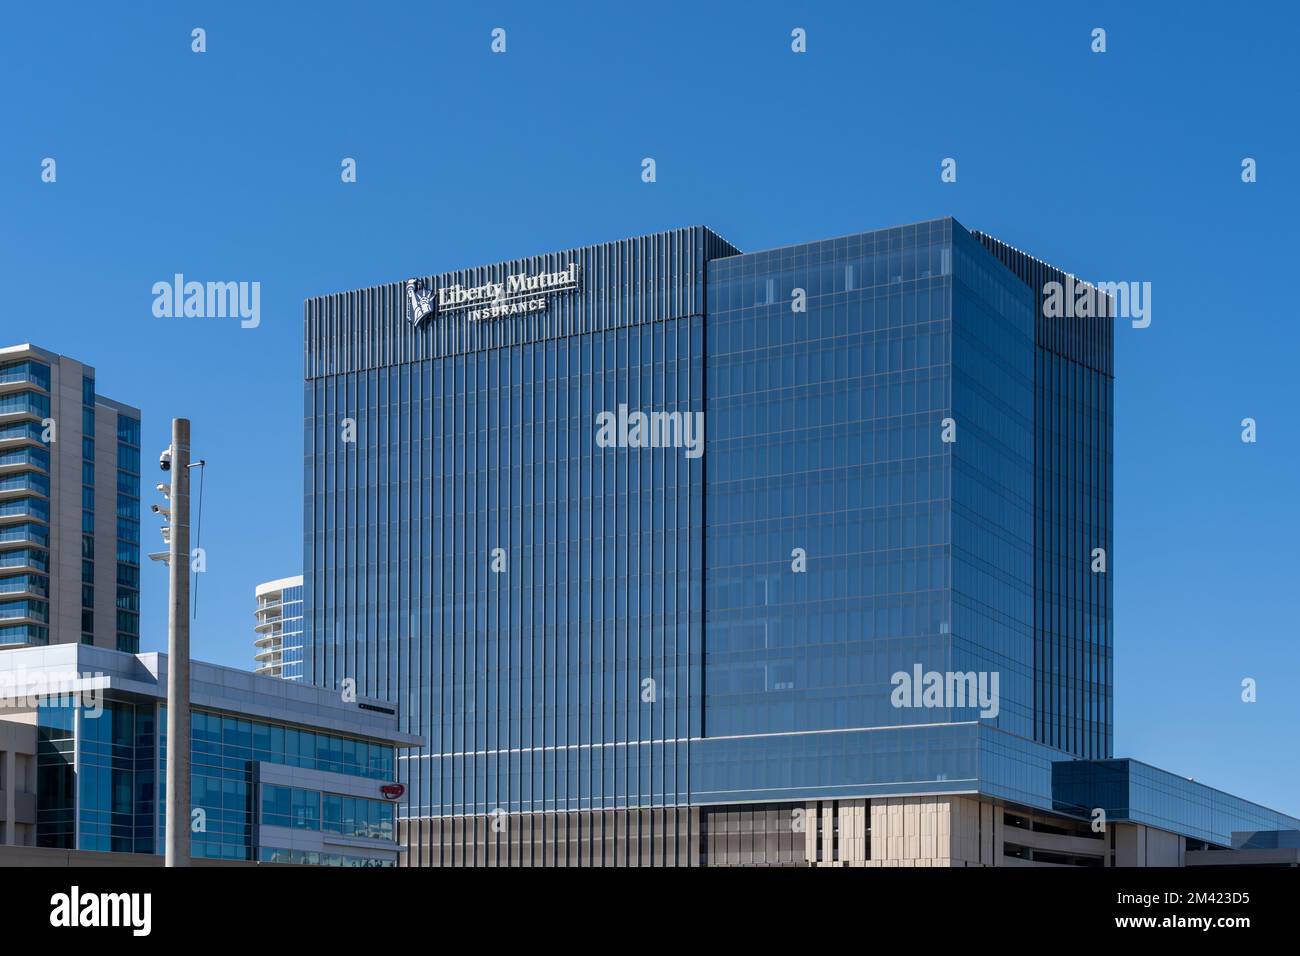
(0, 668, 104, 717)
(891, 665, 1000, 719)
(50, 886, 151, 936)
(152, 274, 261, 328)
(595, 404, 704, 459)
(1042, 275, 1150, 329)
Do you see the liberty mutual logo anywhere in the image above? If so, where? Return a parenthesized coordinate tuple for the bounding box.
(406, 279, 435, 326)
(407, 263, 581, 325)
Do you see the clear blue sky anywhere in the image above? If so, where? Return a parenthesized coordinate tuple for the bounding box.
(3, 2, 1297, 814)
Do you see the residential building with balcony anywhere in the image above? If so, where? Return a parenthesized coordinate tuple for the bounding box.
(0, 344, 141, 652)
(254, 575, 304, 681)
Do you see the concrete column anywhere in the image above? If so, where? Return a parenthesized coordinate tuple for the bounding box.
(803, 802, 818, 863)
(164, 418, 191, 867)
(840, 798, 867, 863)
(2, 747, 13, 845)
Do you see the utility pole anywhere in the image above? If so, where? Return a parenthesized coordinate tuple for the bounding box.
(165, 418, 191, 867)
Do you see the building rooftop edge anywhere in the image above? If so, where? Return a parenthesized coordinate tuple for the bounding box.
(256, 574, 305, 595)
(303, 224, 741, 304)
(1078, 755, 1300, 827)
(0, 644, 420, 747)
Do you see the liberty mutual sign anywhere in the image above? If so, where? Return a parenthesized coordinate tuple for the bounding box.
(407, 263, 580, 326)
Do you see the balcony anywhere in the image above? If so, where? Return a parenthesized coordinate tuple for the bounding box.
(252, 613, 283, 634)
(0, 622, 49, 647)
(0, 524, 49, 549)
(0, 550, 49, 574)
(0, 393, 51, 421)
(0, 361, 51, 393)
(0, 503, 49, 527)
(254, 645, 284, 664)
(0, 598, 50, 625)
(0, 574, 48, 599)
(0, 422, 48, 447)
(0, 475, 49, 500)
(0, 449, 49, 474)
(254, 629, 284, 649)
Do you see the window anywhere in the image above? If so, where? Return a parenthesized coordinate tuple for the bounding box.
(0, 360, 51, 390)
(117, 445, 140, 473)
(0, 391, 50, 418)
(260, 785, 321, 830)
(117, 416, 140, 446)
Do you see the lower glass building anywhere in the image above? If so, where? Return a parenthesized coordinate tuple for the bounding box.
(302, 220, 1296, 866)
(0, 642, 420, 865)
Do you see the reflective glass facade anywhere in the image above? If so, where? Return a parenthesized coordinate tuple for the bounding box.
(971, 234, 1114, 758)
(306, 228, 734, 833)
(279, 584, 304, 679)
(115, 413, 141, 653)
(34, 701, 75, 846)
(34, 697, 397, 863)
(703, 223, 962, 739)
(303, 220, 1290, 863)
(178, 708, 394, 860)
(1053, 759, 1300, 848)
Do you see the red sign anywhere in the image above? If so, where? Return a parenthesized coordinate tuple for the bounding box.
(381, 783, 406, 800)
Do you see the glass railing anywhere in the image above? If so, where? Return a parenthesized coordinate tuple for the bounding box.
(0, 523, 49, 547)
(0, 499, 50, 521)
(0, 599, 50, 622)
(0, 473, 49, 495)
(0, 574, 48, 597)
(0, 392, 52, 419)
(0, 448, 50, 470)
(0, 362, 51, 391)
(0, 549, 49, 572)
(0, 622, 50, 646)
(0, 423, 47, 444)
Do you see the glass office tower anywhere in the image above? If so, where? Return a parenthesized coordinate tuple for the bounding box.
(306, 228, 734, 864)
(304, 220, 1292, 866)
(970, 232, 1113, 760)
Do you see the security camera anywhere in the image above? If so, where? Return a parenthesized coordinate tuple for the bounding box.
(160, 447, 172, 471)
(150, 503, 170, 518)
